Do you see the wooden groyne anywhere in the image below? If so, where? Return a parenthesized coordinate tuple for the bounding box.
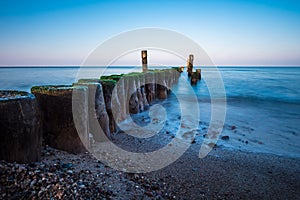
(0, 51, 201, 163)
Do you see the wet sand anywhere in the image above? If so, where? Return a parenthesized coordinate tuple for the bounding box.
(1, 134, 299, 199)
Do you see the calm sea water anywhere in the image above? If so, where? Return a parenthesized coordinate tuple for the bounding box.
(0, 66, 299, 158)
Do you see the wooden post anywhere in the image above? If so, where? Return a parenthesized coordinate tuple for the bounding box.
(191, 72, 198, 85)
(187, 54, 194, 77)
(196, 69, 201, 80)
(0, 90, 42, 163)
(180, 66, 184, 72)
(142, 50, 148, 72)
(31, 85, 89, 154)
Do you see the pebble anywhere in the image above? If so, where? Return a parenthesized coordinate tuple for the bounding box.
(0, 146, 169, 199)
(221, 136, 230, 141)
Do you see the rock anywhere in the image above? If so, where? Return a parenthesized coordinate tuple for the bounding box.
(221, 136, 230, 141)
(208, 143, 217, 148)
(31, 85, 89, 154)
(0, 90, 42, 163)
(61, 163, 73, 169)
(145, 191, 154, 197)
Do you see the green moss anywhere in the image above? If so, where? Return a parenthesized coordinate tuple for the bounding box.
(73, 82, 99, 87)
(99, 79, 116, 85)
(99, 74, 124, 81)
(109, 74, 123, 81)
(99, 75, 111, 80)
(31, 85, 72, 94)
(77, 79, 100, 83)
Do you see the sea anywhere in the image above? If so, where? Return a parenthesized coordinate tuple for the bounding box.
(0, 66, 299, 158)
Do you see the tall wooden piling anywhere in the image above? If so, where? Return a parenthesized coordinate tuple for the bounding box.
(142, 50, 148, 72)
(187, 54, 194, 77)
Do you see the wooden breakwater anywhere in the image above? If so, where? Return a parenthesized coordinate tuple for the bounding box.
(0, 68, 182, 163)
(0, 49, 203, 163)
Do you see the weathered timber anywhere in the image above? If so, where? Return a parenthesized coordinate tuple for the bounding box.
(73, 82, 111, 142)
(0, 90, 42, 163)
(99, 80, 117, 133)
(187, 54, 194, 77)
(141, 50, 148, 72)
(196, 69, 201, 80)
(156, 70, 168, 99)
(31, 85, 89, 153)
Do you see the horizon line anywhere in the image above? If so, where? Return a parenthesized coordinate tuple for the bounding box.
(0, 64, 300, 67)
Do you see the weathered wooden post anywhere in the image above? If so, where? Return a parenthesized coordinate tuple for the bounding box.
(31, 85, 89, 154)
(142, 50, 148, 72)
(144, 71, 156, 104)
(191, 72, 199, 85)
(156, 70, 168, 99)
(0, 90, 42, 163)
(74, 82, 111, 142)
(180, 66, 184, 73)
(187, 54, 194, 77)
(196, 69, 201, 80)
(99, 80, 117, 133)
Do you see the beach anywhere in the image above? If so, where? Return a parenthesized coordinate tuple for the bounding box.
(1, 135, 299, 199)
(1, 0, 300, 199)
(0, 67, 300, 199)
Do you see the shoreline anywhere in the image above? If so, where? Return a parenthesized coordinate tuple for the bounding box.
(1, 140, 299, 199)
(1, 68, 299, 199)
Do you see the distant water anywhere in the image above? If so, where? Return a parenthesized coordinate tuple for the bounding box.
(0, 66, 299, 158)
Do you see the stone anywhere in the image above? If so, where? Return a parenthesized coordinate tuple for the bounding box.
(0, 90, 42, 163)
(221, 135, 230, 141)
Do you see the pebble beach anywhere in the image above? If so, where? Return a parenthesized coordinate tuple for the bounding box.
(1, 131, 300, 200)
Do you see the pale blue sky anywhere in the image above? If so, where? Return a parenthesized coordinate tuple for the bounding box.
(0, 0, 299, 66)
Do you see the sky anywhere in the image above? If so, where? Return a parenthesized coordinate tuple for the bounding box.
(0, 0, 299, 66)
